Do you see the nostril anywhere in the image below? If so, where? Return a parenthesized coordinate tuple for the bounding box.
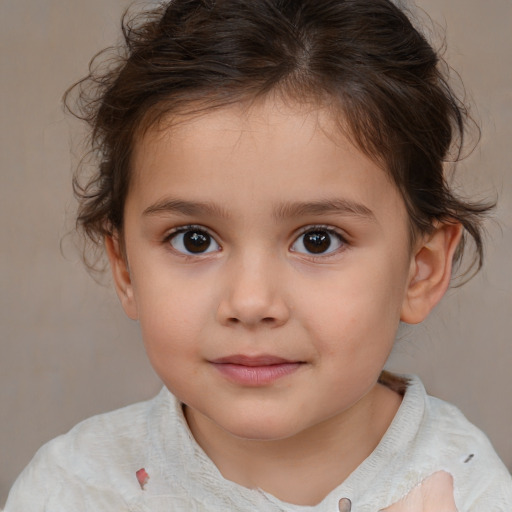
(216, 289, 290, 327)
(226, 316, 277, 327)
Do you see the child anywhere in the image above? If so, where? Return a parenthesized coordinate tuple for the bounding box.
(5, 0, 512, 510)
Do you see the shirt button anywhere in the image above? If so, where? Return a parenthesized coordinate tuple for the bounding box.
(338, 497, 352, 512)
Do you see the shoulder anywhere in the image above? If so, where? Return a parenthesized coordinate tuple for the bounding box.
(404, 376, 512, 509)
(419, 381, 505, 469)
(4, 389, 172, 511)
(356, 375, 512, 510)
(38, 390, 158, 470)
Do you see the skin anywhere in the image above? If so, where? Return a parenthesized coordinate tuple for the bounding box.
(107, 98, 461, 506)
(383, 471, 457, 511)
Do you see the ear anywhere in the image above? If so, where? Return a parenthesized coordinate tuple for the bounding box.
(400, 222, 462, 324)
(105, 234, 138, 320)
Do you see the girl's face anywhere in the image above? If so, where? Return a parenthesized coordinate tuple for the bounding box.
(113, 99, 417, 441)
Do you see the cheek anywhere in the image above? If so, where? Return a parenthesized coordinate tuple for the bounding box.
(302, 266, 405, 332)
(138, 302, 207, 397)
(131, 271, 214, 357)
(295, 259, 409, 372)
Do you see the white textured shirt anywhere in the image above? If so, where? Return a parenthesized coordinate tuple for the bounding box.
(5, 376, 512, 511)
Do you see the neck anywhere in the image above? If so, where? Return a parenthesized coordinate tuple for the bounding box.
(185, 383, 401, 506)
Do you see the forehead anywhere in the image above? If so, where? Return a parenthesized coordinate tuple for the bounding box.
(136, 97, 340, 157)
(129, 98, 405, 224)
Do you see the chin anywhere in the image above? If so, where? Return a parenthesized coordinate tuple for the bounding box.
(220, 413, 305, 442)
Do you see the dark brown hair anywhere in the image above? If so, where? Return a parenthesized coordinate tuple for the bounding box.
(67, 0, 493, 275)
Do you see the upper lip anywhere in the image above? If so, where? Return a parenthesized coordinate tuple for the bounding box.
(210, 354, 300, 366)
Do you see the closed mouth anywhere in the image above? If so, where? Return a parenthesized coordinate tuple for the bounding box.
(209, 354, 304, 386)
(211, 354, 301, 366)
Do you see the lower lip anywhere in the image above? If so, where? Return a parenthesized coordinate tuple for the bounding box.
(212, 362, 302, 386)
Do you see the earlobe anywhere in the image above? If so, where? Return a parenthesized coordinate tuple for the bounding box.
(105, 234, 139, 320)
(400, 222, 462, 324)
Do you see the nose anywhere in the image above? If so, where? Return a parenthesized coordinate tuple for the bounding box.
(216, 252, 290, 328)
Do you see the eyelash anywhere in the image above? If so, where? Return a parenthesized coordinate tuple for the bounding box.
(162, 224, 349, 259)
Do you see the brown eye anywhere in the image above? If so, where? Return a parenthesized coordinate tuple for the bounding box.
(303, 231, 331, 253)
(169, 228, 220, 255)
(291, 228, 344, 256)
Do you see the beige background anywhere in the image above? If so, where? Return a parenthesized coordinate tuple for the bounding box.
(1, 0, 511, 505)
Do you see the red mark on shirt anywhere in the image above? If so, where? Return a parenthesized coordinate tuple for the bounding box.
(136, 468, 149, 490)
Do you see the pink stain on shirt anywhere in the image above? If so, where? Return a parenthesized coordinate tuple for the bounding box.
(136, 468, 149, 490)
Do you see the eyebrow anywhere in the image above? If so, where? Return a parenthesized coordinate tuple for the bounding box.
(143, 198, 230, 218)
(273, 199, 375, 221)
(142, 197, 375, 221)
